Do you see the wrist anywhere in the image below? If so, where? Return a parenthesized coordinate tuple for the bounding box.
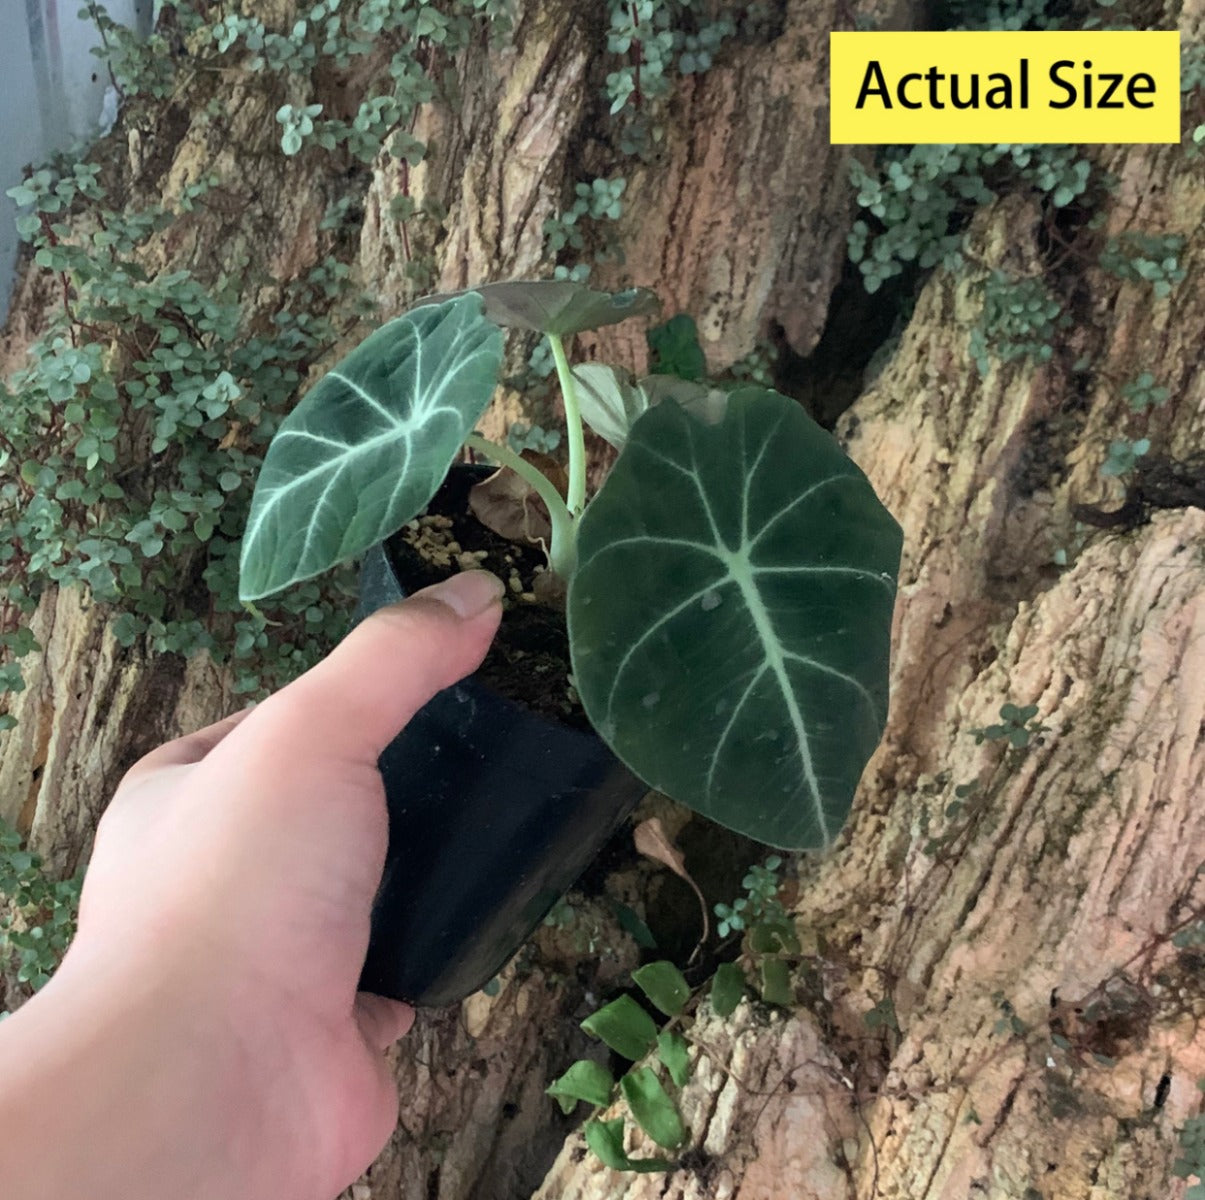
(0, 937, 258, 1200)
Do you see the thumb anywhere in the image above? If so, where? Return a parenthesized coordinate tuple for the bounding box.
(246, 569, 504, 764)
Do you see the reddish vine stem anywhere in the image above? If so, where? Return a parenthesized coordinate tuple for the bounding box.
(38, 215, 80, 348)
(82, 0, 124, 100)
(399, 160, 413, 262)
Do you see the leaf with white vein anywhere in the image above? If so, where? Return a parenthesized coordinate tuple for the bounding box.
(568, 387, 902, 849)
(239, 294, 503, 600)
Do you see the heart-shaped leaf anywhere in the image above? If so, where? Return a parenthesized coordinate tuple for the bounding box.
(239, 294, 502, 600)
(568, 387, 902, 850)
(419, 279, 660, 336)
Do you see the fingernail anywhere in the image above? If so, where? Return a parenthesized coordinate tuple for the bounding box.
(417, 570, 505, 619)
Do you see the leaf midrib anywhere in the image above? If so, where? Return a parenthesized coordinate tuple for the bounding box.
(593, 420, 886, 843)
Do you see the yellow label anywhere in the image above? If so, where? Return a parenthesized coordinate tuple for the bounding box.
(830, 31, 1180, 144)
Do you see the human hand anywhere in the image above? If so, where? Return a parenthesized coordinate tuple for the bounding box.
(0, 569, 503, 1200)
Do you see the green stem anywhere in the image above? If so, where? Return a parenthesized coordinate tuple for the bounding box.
(548, 332, 587, 516)
(465, 434, 577, 578)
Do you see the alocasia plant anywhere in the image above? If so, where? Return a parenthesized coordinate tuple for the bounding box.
(239, 281, 902, 850)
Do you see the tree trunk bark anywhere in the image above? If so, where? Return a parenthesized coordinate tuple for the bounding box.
(2, 1, 1203, 1197)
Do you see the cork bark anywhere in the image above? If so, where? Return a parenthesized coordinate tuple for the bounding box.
(2, 1, 1203, 1197)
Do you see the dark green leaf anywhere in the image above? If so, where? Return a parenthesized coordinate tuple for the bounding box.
(239, 295, 503, 599)
(583, 1118, 672, 1173)
(760, 958, 793, 1008)
(656, 1031, 692, 1087)
(610, 900, 657, 949)
(749, 920, 800, 955)
(647, 314, 706, 381)
(621, 1067, 687, 1149)
(420, 279, 660, 336)
(569, 387, 902, 849)
(632, 961, 691, 1017)
(710, 962, 746, 1017)
(581, 995, 657, 1061)
(546, 1059, 615, 1114)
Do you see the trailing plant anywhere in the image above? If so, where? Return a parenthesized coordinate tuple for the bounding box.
(1120, 372, 1169, 414)
(506, 421, 561, 456)
(847, 0, 1101, 294)
(604, 0, 737, 116)
(547, 959, 693, 1171)
(1098, 233, 1187, 299)
(970, 702, 1048, 749)
(546, 855, 801, 1171)
(713, 855, 788, 939)
(239, 280, 902, 849)
(969, 271, 1068, 375)
(5, 0, 547, 727)
(543, 176, 628, 281)
(0, 153, 365, 727)
(0, 819, 82, 1000)
(1101, 437, 1151, 479)
(848, 143, 1094, 296)
(919, 702, 1049, 859)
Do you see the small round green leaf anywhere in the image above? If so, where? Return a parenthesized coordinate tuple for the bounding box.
(238, 295, 503, 600)
(569, 388, 902, 850)
(632, 961, 691, 1017)
(581, 994, 657, 1061)
(620, 1067, 687, 1149)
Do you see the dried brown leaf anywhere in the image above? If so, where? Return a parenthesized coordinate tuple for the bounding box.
(468, 451, 566, 549)
(633, 817, 710, 958)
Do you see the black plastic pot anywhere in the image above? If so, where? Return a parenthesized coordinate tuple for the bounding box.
(353, 468, 646, 1007)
